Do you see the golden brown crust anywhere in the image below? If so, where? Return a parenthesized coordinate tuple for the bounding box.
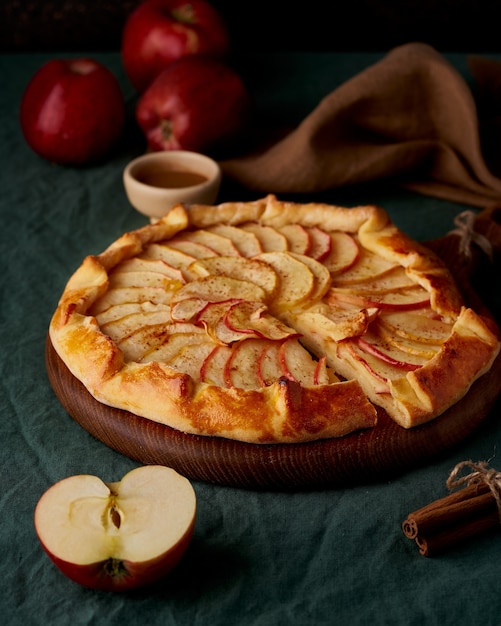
(49, 195, 500, 443)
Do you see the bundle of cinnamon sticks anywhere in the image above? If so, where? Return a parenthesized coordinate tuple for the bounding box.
(402, 461, 501, 557)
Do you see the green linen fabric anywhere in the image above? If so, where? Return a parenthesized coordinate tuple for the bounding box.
(1, 51, 500, 626)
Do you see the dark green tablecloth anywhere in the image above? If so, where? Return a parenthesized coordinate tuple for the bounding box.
(1, 51, 500, 626)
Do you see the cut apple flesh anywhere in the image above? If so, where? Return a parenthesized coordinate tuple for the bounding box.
(34, 466, 196, 591)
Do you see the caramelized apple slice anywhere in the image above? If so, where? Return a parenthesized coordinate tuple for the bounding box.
(206, 224, 263, 257)
(240, 223, 288, 251)
(321, 232, 359, 274)
(175, 229, 241, 256)
(188, 256, 278, 298)
(278, 224, 311, 255)
(256, 251, 315, 310)
(171, 275, 268, 306)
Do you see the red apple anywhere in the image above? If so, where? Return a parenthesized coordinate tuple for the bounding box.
(34, 465, 196, 591)
(135, 55, 251, 153)
(122, 0, 230, 92)
(20, 58, 125, 166)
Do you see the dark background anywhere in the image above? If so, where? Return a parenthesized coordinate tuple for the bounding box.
(2, 0, 501, 54)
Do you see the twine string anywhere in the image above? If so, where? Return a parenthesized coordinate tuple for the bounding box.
(447, 210, 493, 261)
(447, 460, 501, 520)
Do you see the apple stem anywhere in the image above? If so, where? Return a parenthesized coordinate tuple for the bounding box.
(171, 4, 197, 24)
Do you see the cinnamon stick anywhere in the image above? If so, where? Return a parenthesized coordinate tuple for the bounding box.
(402, 463, 501, 556)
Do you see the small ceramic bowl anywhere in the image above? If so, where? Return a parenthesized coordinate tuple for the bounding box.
(123, 151, 222, 221)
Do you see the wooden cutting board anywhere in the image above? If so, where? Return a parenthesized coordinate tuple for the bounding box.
(45, 206, 501, 490)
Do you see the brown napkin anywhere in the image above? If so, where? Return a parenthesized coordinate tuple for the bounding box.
(221, 42, 501, 208)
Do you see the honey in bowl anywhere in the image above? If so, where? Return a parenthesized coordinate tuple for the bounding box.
(123, 150, 222, 220)
(136, 169, 209, 189)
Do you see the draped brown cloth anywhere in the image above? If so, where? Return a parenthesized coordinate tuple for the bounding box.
(221, 43, 501, 208)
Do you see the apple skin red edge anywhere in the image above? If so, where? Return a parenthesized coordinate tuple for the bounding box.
(38, 519, 196, 592)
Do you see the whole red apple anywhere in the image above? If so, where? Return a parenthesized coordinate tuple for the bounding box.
(34, 465, 197, 592)
(20, 58, 125, 166)
(136, 55, 251, 153)
(121, 0, 230, 92)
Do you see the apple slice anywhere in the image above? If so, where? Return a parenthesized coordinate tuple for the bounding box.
(95, 301, 168, 325)
(224, 301, 300, 341)
(340, 342, 391, 394)
(278, 224, 311, 255)
(140, 330, 210, 363)
(165, 342, 217, 380)
(374, 319, 441, 359)
(332, 266, 417, 295)
(240, 222, 288, 251)
(171, 275, 268, 306)
(200, 344, 232, 386)
(116, 257, 186, 282)
(187, 256, 278, 298)
(356, 333, 425, 371)
(256, 252, 315, 309)
(278, 338, 327, 386)
(327, 286, 430, 311)
(34, 465, 196, 591)
(90, 286, 173, 315)
(288, 252, 332, 302)
(257, 342, 284, 387)
(100, 307, 173, 342)
(177, 229, 241, 256)
(206, 224, 263, 257)
(119, 322, 204, 362)
(321, 232, 360, 274)
(170, 297, 209, 322)
(141, 243, 197, 274)
(377, 310, 453, 344)
(224, 338, 271, 388)
(109, 270, 181, 290)
(304, 226, 331, 261)
(330, 246, 399, 285)
(167, 238, 219, 259)
(285, 303, 373, 341)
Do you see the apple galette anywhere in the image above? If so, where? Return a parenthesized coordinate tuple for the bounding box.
(49, 195, 500, 444)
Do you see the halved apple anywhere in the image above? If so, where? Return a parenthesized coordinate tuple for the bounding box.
(34, 465, 196, 592)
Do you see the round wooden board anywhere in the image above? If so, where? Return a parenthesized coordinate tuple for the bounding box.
(45, 336, 501, 490)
